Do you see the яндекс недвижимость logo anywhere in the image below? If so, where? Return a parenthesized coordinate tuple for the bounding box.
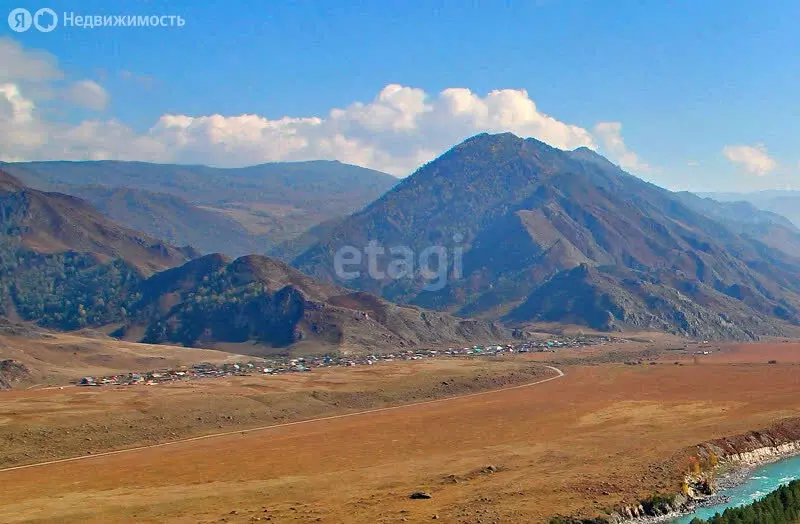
(7, 8, 184, 31)
(8, 7, 58, 32)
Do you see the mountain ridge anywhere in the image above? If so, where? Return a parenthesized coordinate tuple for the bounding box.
(0, 170, 509, 354)
(292, 132, 800, 340)
(118, 253, 510, 356)
(0, 168, 196, 330)
(0, 159, 399, 256)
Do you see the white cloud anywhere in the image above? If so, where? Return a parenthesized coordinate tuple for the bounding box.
(1, 39, 654, 177)
(0, 38, 61, 84)
(593, 122, 652, 173)
(147, 84, 598, 174)
(64, 80, 109, 111)
(687, 161, 699, 167)
(722, 144, 777, 176)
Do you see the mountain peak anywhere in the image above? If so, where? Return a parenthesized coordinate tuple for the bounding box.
(568, 146, 618, 169)
(456, 132, 522, 147)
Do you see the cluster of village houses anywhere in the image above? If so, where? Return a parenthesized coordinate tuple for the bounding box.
(77, 335, 611, 387)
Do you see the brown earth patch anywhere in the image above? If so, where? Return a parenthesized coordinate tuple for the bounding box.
(2, 342, 800, 522)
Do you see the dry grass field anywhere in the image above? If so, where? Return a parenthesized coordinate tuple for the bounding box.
(1, 339, 800, 523)
(0, 331, 247, 387)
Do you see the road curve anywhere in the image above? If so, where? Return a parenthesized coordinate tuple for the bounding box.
(0, 364, 565, 474)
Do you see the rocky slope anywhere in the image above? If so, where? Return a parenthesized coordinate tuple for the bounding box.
(293, 133, 800, 340)
(578, 418, 800, 523)
(0, 359, 30, 390)
(118, 253, 510, 355)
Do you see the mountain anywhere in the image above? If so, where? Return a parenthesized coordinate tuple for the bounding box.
(0, 170, 194, 272)
(268, 216, 345, 262)
(64, 186, 274, 257)
(504, 263, 789, 340)
(0, 169, 195, 330)
(115, 253, 509, 356)
(698, 190, 800, 234)
(0, 169, 506, 354)
(293, 133, 800, 340)
(674, 192, 800, 258)
(0, 160, 399, 251)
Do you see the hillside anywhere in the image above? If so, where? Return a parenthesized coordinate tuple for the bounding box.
(117, 253, 509, 356)
(699, 190, 800, 242)
(66, 186, 275, 257)
(0, 169, 195, 330)
(0, 325, 246, 388)
(1, 160, 398, 251)
(674, 192, 800, 258)
(0, 169, 506, 354)
(0, 170, 194, 271)
(293, 133, 800, 339)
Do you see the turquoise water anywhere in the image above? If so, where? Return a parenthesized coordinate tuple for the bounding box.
(671, 453, 800, 523)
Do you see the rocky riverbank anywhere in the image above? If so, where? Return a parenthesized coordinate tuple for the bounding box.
(553, 417, 800, 524)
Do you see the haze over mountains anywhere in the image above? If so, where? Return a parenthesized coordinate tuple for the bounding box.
(673, 192, 800, 259)
(5, 133, 800, 346)
(698, 190, 800, 236)
(0, 160, 398, 258)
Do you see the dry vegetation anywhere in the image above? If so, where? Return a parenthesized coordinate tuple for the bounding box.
(0, 357, 554, 468)
(0, 331, 245, 387)
(2, 338, 800, 522)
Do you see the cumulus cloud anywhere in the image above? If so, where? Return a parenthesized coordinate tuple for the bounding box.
(722, 144, 777, 176)
(593, 122, 652, 173)
(0, 38, 62, 84)
(140, 85, 598, 174)
(64, 80, 109, 110)
(1, 38, 652, 177)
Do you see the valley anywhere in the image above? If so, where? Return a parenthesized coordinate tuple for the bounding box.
(5, 135, 800, 522)
(4, 8, 800, 523)
(2, 339, 800, 522)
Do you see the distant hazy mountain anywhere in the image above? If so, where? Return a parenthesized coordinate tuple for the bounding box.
(698, 190, 800, 231)
(0, 160, 398, 254)
(65, 185, 275, 257)
(674, 192, 800, 259)
(268, 216, 345, 262)
(293, 133, 800, 340)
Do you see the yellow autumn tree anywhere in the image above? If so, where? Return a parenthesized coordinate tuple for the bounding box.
(690, 457, 701, 476)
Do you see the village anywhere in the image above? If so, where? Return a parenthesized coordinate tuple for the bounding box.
(76, 334, 612, 387)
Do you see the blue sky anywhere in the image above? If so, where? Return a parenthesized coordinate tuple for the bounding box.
(2, 0, 799, 192)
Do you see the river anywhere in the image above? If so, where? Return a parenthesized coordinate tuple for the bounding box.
(671, 453, 800, 522)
